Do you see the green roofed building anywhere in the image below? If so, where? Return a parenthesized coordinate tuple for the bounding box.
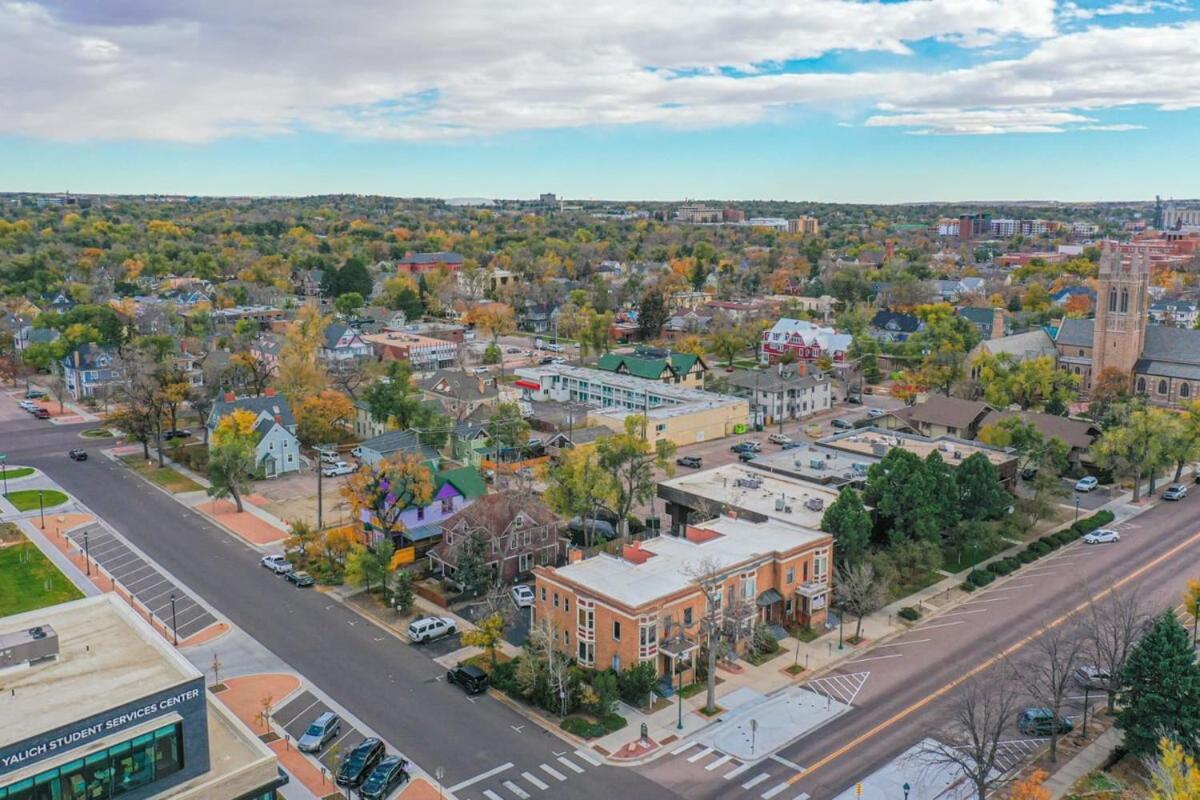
(595, 347, 707, 388)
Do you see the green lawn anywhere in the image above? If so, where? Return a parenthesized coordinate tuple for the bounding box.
(119, 455, 204, 494)
(0, 467, 35, 480)
(941, 535, 1012, 574)
(0, 541, 83, 617)
(887, 568, 945, 602)
(4, 489, 69, 511)
(81, 428, 114, 439)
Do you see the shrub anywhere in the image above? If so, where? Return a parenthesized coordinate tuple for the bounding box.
(1031, 541, 1051, 556)
(560, 717, 604, 738)
(1074, 510, 1115, 535)
(897, 606, 921, 622)
(1019, 548, 1039, 564)
(960, 581, 976, 592)
(490, 659, 523, 698)
(600, 713, 627, 733)
(967, 569, 995, 587)
(988, 559, 1017, 576)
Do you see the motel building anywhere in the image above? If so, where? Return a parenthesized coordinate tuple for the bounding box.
(533, 516, 832, 684)
(0, 595, 284, 800)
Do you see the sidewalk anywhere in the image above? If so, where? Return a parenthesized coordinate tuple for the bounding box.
(1043, 727, 1123, 799)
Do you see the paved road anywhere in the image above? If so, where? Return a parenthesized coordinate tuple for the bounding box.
(0, 408, 678, 800)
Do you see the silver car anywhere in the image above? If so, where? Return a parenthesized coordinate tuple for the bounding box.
(297, 711, 341, 752)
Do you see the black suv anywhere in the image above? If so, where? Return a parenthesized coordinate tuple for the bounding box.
(335, 738, 386, 788)
(447, 664, 489, 695)
(69, 449, 88, 461)
(359, 756, 410, 800)
(676, 455, 702, 469)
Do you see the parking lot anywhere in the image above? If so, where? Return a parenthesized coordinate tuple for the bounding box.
(66, 523, 218, 639)
(274, 689, 381, 772)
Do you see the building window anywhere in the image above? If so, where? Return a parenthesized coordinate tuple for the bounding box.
(683, 607, 693, 627)
(1136, 377, 1147, 393)
(1108, 287, 1117, 312)
(1078, 349, 1085, 357)
(540, 586, 546, 601)
(1158, 380, 1169, 396)
(1120, 288, 1129, 313)
(553, 592, 559, 608)
(612, 654, 621, 671)
(786, 566, 795, 584)
(518, 553, 532, 572)
(1182, 383, 1191, 398)
(564, 597, 569, 612)
(416, 507, 425, 521)
(638, 618, 658, 659)
(578, 640, 595, 665)
(441, 497, 454, 514)
(578, 604, 594, 631)
(612, 620, 621, 640)
(814, 552, 829, 582)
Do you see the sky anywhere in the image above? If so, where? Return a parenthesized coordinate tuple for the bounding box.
(1, 0, 1198, 203)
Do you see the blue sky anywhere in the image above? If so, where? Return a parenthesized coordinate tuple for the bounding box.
(1, 0, 1197, 202)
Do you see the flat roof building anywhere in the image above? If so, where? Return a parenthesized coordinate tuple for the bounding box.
(657, 464, 843, 533)
(0, 595, 282, 800)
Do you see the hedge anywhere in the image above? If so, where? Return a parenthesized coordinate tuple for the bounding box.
(898, 606, 921, 622)
(1039, 536, 1062, 551)
(967, 569, 995, 588)
(561, 713, 627, 739)
(1031, 541, 1052, 556)
(988, 558, 1019, 576)
(960, 581, 976, 592)
(1073, 510, 1115, 536)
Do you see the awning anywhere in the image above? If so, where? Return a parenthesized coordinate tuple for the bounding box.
(756, 588, 784, 607)
(514, 379, 541, 390)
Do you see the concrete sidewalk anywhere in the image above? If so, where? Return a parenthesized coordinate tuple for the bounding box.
(1043, 727, 1123, 800)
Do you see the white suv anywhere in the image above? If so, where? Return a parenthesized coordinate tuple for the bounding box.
(408, 616, 457, 643)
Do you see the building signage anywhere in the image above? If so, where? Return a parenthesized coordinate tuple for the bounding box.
(1, 684, 201, 775)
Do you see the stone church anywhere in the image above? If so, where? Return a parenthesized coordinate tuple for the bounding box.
(1054, 244, 1200, 408)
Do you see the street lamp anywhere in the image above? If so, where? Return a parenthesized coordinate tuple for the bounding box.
(170, 593, 179, 646)
(1074, 495, 1080, 524)
(84, 529, 91, 576)
(38, 489, 45, 530)
(903, 782, 911, 800)
(837, 607, 845, 651)
(0, 452, 8, 496)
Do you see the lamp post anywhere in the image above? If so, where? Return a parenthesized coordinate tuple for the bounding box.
(38, 489, 45, 530)
(837, 605, 845, 651)
(0, 452, 8, 496)
(676, 656, 684, 731)
(84, 529, 91, 576)
(1074, 495, 1080, 524)
(903, 782, 911, 800)
(170, 593, 179, 646)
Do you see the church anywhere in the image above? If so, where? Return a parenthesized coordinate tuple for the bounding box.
(1054, 244, 1200, 408)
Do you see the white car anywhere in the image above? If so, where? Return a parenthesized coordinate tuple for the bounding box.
(1083, 529, 1120, 545)
(322, 461, 355, 477)
(350, 446, 364, 459)
(1074, 476, 1099, 492)
(511, 585, 535, 608)
(408, 616, 457, 643)
(1163, 484, 1189, 501)
(867, 408, 886, 419)
(18, 400, 37, 411)
(318, 450, 339, 464)
(768, 433, 793, 445)
(260, 554, 293, 574)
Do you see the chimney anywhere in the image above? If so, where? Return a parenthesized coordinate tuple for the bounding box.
(990, 308, 1005, 340)
(224, 391, 236, 402)
(885, 239, 896, 261)
(264, 387, 276, 397)
(568, 549, 584, 564)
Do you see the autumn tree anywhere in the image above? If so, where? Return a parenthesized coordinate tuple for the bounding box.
(707, 328, 747, 368)
(361, 360, 447, 443)
(295, 389, 355, 447)
(596, 415, 676, 536)
(316, 526, 356, 580)
(543, 448, 619, 547)
(346, 537, 395, 598)
(1093, 407, 1173, 501)
(1149, 738, 1200, 799)
(275, 303, 329, 405)
(462, 613, 507, 666)
(1089, 367, 1131, 426)
(341, 456, 435, 544)
(206, 409, 260, 513)
(1009, 770, 1051, 800)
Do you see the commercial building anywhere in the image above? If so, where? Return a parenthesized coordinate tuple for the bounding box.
(363, 330, 458, 371)
(595, 349, 708, 389)
(788, 216, 820, 235)
(513, 364, 748, 446)
(0, 595, 283, 800)
(724, 367, 832, 427)
(657, 464, 843, 533)
(821, 428, 1018, 487)
(533, 516, 832, 678)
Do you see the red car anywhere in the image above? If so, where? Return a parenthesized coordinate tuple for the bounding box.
(33, 408, 51, 419)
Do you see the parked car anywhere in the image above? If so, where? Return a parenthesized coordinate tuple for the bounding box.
(350, 446, 365, 459)
(18, 400, 37, 411)
(567, 516, 617, 542)
(738, 451, 757, 462)
(768, 433, 793, 445)
(446, 664, 490, 695)
(286, 571, 315, 587)
(318, 449, 339, 464)
(505, 347, 521, 354)
(408, 616, 457, 643)
(1021, 465, 1039, 480)
(1074, 665, 1112, 689)
(163, 429, 190, 440)
(322, 461, 355, 477)
(24, 390, 45, 399)
(359, 756, 410, 800)
(780, 441, 801, 450)
(511, 585, 535, 608)
(1083, 529, 1120, 545)
(831, 418, 853, 430)
(1074, 476, 1099, 492)
(866, 408, 886, 419)
(260, 554, 292, 574)
(33, 408, 51, 419)
(550, 356, 568, 365)
(730, 441, 760, 453)
(1017, 707, 1073, 736)
(335, 738, 386, 788)
(676, 455, 703, 469)
(1163, 484, 1189, 501)
(297, 712, 341, 753)
(68, 449, 88, 461)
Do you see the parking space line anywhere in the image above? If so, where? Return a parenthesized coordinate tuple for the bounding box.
(938, 609, 989, 618)
(503, 780, 530, 799)
(539, 764, 566, 782)
(846, 653, 903, 664)
(556, 756, 585, 774)
(278, 699, 320, 727)
(913, 621, 966, 631)
(521, 772, 548, 790)
(884, 638, 931, 647)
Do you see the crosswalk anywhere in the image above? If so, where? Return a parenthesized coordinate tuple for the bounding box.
(452, 750, 599, 800)
(804, 671, 871, 707)
(663, 741, 813, 800)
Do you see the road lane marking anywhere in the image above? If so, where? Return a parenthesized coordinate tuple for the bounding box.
(503, 780, 530, 799)
(521, 772, 548, 790)
(556, 756, 584, 774)
(574, 749, 602, 766)
(742, 773, 771, 789)
(938, 609, 989, 617)
(448, 763, 514, 792)
(687, 746, 715, 763)
(539, 764, 566, 781)
(845, 654, 903, 664)
(886, 638, 932, 647)
(961, 597, 1010, 604)
(787, 527, 1200, 787)
(762, 781, 791, 799)
(706, 754, 734, 771)
(912, 621, 966, 631)
(1002, 583, 1035, 589)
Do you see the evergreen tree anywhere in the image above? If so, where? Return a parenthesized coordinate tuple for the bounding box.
(956, 452, 1009, 521)
(337, 256, 374, 297)
(924, 451, 961, 530)
(821, 487, 873, 567)
(1118, 612, 1200, 759)
(637, 291, 668, 339)
(863, 448, 938, 543)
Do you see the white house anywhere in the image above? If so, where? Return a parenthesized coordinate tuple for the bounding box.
(61, 343, 124, 401)
(320, 322, 373, 362)
(206, 388, 301, 477)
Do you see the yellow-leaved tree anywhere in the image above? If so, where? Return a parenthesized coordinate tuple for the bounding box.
(275, 303, 329, 406)
(1150, 738, 1200, 799)
(207, 409, 260, 513)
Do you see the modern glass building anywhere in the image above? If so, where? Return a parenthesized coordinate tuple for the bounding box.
(0, 596, 284, 800)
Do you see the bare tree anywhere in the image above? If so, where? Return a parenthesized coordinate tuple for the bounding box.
(518, 618, 572, 716)
(1019, 621, 1086, 761)
(922, 669, 1024, 800)
(1081, 586, 1150, 713)
(46, 365, 69, 414)
(686, 556, 755, 715)
(834, 562, 888, 641)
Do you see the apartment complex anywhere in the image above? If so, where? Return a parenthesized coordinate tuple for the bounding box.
(363, 330, 458, 370)
(788, 216, 820, 235)
(533, 516, 832, 678)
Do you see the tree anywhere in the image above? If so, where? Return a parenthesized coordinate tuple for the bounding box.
(382, 277, 424, 320)
(322, 256, 373, 298)
(863, 448, 939, 542)
(227, 350, 273, 397)
(286, 519, 320, 557)
(275, 303, 329, 406)
(1093, 407, 1172, 501)
(637, 291, 668, 339)
(467, 304, 516, 376)
(362, 360, 444, 437)
(392, 570, 414, 613)
(454, 530, 493, 596)
(1118, 611, 1200, 759)
(334, 292, 365, 318)
(295, 390, 355, 447)
(1009, 770, 1051, 800)
(921, 672, 1023, 800)
(685, 557, 752, 715)
(462, 613, 507, 666)
(487, 402, 530, 450)
(207, 408, 259, 512)
(1082, 587, 1149, 712)
(1089, 367, 1131, 425)
(833, 562, 888, 641)
(1019, 620, 1085, 762)
(924, 451, 961, 531)
(1149, 738, 1200, 799)
(956, 452, 1009, 521)
(597, 415, 676, 536)
(820, 487, 872, 568)
(543, 449, 619, 548)
(341, 456, 435, 543)
(1163, 401, 1200, 482)
(317, 527, 356, 579)
(974, 355, 1078, 413)
(1185, 580, 1200, 648)
(345, 537, 395, 597)
(707, 328, 746, 369)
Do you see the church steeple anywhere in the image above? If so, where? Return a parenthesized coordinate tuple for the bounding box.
(1091, 243, 1149, 381)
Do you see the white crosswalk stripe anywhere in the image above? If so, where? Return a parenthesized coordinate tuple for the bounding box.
(742, 773, 771, 790)
(761, 782, 791, 799)
(556, 756, 585, 774)
(806, 671, 870, 706)
(724, 762, 754, 780)
(539, 764, 567, 781)
(574, 748, 603, 766)
(521, 772, 548, 791)
(687, 746, 715, 763)
(705, 754, 735, 771)
(503, 780, 530, 799)
(794, 793, 811, 799)
(483, 790, 504, 800)
(670, 741, 697, 756)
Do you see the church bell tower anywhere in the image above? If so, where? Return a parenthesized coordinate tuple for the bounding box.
(1091, 243, 1149, 382)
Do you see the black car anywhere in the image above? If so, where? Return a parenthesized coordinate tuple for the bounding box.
(676, 455, 702, 469)
(359, 756, 410, 800)
(447, 664, 490, 695)
(163, 429, 190, 440)
(738, 451, 757, 462)
(831, 418, 853, 430)
(68, 449, 88, 461)
(335, 738, 386, 788)
(285, 570, 315, 587)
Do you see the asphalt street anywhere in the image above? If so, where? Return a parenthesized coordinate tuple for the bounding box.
(0, 410, 679, 800)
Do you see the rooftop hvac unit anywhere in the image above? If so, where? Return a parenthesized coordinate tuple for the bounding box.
(809, 459, 824, 470)
(804, 497, 825, 512)
(0, 624, 59, 669)
(953, 450, 963, 460)
(938, 442, 950, 451)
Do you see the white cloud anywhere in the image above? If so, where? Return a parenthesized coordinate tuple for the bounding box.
(0, 0, 1192, 141)
(1060, 0, 1188, 20)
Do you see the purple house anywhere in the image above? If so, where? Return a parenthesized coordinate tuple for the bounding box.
(369, 466, 488, 552)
